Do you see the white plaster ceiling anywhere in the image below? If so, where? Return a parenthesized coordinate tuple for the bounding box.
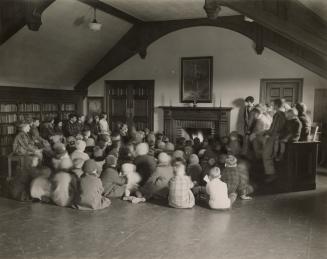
(0, 0, 132, 89)
(103, 0, 239, 21)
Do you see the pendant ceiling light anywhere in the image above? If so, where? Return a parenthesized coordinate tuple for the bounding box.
(89, 8, 102, 31)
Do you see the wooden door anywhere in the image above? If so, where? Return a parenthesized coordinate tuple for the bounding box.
(260, 78, 303, 105)
(106, 80, 154, 131)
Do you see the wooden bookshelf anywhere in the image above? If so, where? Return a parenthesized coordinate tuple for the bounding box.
(0, 86, 84, 172)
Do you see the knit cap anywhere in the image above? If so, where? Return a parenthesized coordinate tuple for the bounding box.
(82, 159, 98, 175)
(75, 140, 86, 152)
(158, 152, 171, 165)
(209, 166, 221, 179)
(173, 150, 184, 159)
(105, 155, 117, 167)
(225, 155, 237, 167)
(157, 141, 166, 150)
(135, 143, 149, 156)
(165, 142, 175, 153)
(189, 154, 199, 164)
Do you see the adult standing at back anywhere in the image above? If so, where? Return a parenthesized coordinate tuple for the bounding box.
(244, 96, 255, 135)
(295, 102, 312, 141)
(99, 113, 110, 135)
(262, 99, 286, 183)
(243, 96, 255, 156)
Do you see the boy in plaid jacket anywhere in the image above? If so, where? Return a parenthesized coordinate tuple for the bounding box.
(168, 157, 195, 209)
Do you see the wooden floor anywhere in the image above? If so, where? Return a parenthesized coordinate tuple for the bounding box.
(0, 176, 327, 259)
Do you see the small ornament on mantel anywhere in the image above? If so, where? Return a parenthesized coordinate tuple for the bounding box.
(213, 95, 216, 107)
(189, 90, 200, 108)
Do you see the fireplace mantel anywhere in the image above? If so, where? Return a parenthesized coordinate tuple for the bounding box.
(159, 106, 232, 142)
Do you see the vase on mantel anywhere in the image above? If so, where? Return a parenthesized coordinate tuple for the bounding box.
(193, 99, 197, 108)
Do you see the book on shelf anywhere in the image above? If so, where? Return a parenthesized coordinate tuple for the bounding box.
(0, 135, 14, 145)
(61, 103, 76, 112)
(43, 104, 59, 112)
(0, 125, 16, 135)
(0, 114, 17, 124)
(18, 103, 40, 112)
(0, 104, 17, 112)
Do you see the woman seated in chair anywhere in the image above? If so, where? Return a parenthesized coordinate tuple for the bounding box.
(13, 122, 40, 156)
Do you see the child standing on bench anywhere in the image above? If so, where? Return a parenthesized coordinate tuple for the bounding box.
(274, 108, 302, 161)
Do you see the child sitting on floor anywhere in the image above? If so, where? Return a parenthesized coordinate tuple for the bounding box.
(70, 140, 90, 162)
(274, 108, 302, 161)
(168, 157, 195, 209)
(51, 171, 79, 207)
(187, 154, 202, 185)
(221, 155, 253, 200)
(52, 143, 71, 170)
(100, 155, 127, 198)
(204, 166, 236, 210)
(121, 163, 145, 203)
(139, 152, 174, 200)
(75, 159, 111, 210)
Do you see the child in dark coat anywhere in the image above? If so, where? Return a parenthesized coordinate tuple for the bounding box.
(274, 108, 302, 161)
(75, 159, 111, 210)
(187, 154, 203, 184)
(139, 152, 174, 200)
(100, 155, 127, 198)
(134, 143, 157, 186)
(221, 155, 253, 200)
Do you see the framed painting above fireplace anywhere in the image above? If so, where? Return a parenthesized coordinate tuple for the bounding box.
(180, 56, 213, 103)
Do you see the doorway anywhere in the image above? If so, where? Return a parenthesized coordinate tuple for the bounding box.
(106, 80, 154, 131)
(260, 78, 303, 105)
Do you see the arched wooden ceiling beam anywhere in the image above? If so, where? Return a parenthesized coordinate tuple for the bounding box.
(74, 15, 327, 91)
(0, 0, 55, 45)
(216, 0, 327, 57)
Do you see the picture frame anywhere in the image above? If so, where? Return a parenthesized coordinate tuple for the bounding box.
(180, 56, 213, 103)
(87, 97, 104, 115)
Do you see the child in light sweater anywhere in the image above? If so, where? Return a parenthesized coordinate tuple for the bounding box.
(205, 167, 236, 210)
(168, 157, 195, 209)
(75, 159, 111, 210)
(71, 140, 90, 162)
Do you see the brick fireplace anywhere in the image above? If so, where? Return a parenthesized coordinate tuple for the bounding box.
(159, 106, 232, 143)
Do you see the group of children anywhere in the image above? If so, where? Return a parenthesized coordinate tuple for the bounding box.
(8, 116, 254, 211)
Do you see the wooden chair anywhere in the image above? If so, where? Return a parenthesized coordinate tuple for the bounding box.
(7, 152, 25, 181)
